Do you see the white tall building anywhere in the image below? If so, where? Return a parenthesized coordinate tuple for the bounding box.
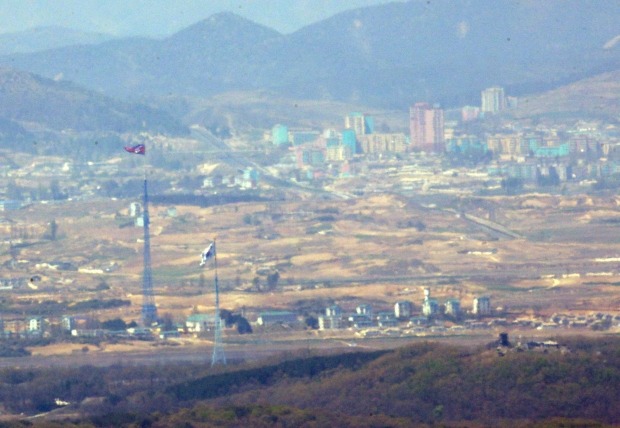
(422, 288, 439, 317)
(356, 304, 373, 317)
(326, 305, 342, 318)
(29, 317, 43, 333)
(394, 301, 413, 319)
(445, 299, 461, 317)
(472, 296, 491, 316)
(481, 87, 506, 114)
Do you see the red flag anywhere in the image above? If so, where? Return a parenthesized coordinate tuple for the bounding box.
(124, 144, 146, 155)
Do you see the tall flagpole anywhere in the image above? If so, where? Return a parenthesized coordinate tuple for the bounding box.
(141, 152, 157, 326)
(211, 239, 226, 366)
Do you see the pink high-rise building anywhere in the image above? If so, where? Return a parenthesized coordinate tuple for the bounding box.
(409, 102, 445, 153)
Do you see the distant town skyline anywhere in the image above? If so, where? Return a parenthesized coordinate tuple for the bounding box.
(0, 0, 397, 37)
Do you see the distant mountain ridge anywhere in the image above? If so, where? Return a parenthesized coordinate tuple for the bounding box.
(0, 26, 115, 55)
(0, 1, 617, 110)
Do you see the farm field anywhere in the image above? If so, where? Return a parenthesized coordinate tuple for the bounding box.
(1, 189, 619, 359)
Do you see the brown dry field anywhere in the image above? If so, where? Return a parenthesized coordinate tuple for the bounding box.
(2, 191, 620, 357)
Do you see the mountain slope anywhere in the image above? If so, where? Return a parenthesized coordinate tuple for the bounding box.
(511, 70, 620, 119)
(271, 0, 620, 107)
(0, 1, 618, 109)
(0, 67, 186, 134)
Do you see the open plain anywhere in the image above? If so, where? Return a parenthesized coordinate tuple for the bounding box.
(2, 159, 619, 362)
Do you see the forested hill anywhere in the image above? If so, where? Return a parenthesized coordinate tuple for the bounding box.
(168, 338, 620, 426)
(1, 337, 619, 426)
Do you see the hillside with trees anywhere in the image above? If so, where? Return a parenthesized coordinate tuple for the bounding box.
(0, 337, 618, 426)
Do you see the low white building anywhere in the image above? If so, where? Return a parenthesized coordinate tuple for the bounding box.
(28, 317, 43, 333)
(318, 315, 341, 330)
(256, 311, 298, 326)
(186, 314, 221, 332)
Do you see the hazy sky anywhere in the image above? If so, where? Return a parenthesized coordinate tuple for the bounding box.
(0, 0, 397, 37)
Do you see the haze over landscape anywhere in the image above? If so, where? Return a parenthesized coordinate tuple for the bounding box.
(0, 0, 394, 37)
(0, 1, 619, 426)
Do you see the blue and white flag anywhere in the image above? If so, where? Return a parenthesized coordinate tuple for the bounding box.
(200, 242, 215, 267)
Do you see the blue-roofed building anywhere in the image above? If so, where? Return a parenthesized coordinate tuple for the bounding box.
(341, 129, 357, 155)
(0, 200, 21, 211)
(325, 137, 340, 148)
(272, 124, 289, 146)
(301, 149, 325, 166)
(446, 136, 488, 156)
(291, 130, 321, 146)
(532, 143, 570, 158)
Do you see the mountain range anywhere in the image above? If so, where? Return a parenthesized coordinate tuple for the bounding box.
(0, 0, 618, 110)
(0, 0, 618, 139)
(0, 26, 114, 55)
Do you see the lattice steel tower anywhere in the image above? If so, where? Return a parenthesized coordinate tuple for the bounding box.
(141, 178, 157, 326)
(211, 241, 226, 366)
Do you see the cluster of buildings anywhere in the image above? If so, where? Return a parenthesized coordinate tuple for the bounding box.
(419, 288, 490, 318)
(313, 288, 491, 332)
(3, 295, 620, 343)
(200, 166, 260, 190)
(519, 312, 620, 331)
(1, 312, 224, 340)
(270, 111, 409, 179)
(267, 86, 618, 186)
